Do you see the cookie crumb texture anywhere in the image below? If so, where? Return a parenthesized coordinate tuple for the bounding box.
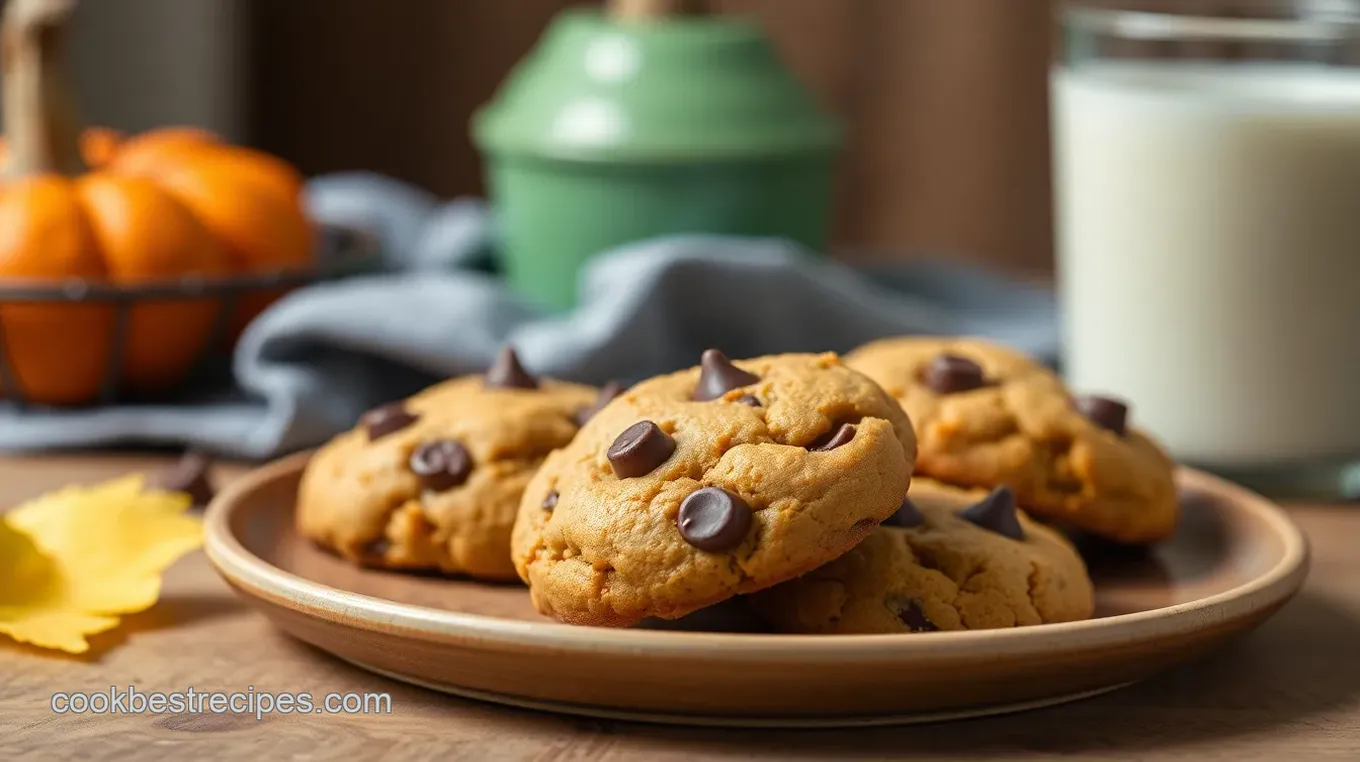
(511, 352, 918, 627)
(847, 336, 1178, 544)
(297, 376, 597, 581)
(749, 479, 1096, 633)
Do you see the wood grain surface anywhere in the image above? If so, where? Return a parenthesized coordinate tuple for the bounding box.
(2, 452, 1358, 760)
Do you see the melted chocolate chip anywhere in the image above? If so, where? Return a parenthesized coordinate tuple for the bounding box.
(885, 496, 924, 528)
(607, 421, 676, 478)
(736, 395, 761, 407)
(896, 601, 938, 632)
(542, 491, 559, 511)
(409, 439, 473, 492)
(361, 403, 419, 441)
(677, 487, 752, 552)
(959, 485, 1024, 541)
(574, 381, 623, 426)
(149, 451, 216, 508)
(484, 345, 538, 389)
(922, 354, 985, 394)
(692, 349, 760, 401)
(809, 423, 856, 452)
(1076, 394, 1129, 437)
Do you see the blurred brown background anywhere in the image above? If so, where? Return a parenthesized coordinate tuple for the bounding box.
(60, 0, 1056, 274)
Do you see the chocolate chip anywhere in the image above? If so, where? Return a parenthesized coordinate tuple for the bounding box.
(809, 423, 856, 452)
(363, 537, 391, 558)
(361, 403, 418, 441)
(1076, 394, 1129, 437)
(922, 353, 985, 394)
(149, 451, 216, 508)
(484, 345, 538, 389)
(885, 496, 924, 528)
(677, 487, 752, 551)
(607, 421, 676, 478)
(542, 491, 559, 511)
(896, 601, 938, 632)
(575, 381, 624, 426)
(409, 439, 472, 492)
(959, 485, 1024, 541)
(692, 349, 760, 401)
(736, 395, 761, 407)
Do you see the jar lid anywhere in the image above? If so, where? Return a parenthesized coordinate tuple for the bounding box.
(473, 9, 841, 163)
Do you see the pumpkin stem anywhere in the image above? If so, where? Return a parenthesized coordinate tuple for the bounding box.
(1, 0, 85, 178)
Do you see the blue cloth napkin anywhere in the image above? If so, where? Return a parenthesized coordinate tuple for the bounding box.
(0, 173, 1058, 459)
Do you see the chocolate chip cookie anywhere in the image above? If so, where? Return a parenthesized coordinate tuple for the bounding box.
(511, 350, 918, 627)
(297, 347, 600, 580)
(846, 337, 1178, 544)
(748, 478, 1095, 633)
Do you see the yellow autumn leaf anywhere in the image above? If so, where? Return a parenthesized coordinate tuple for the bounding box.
(6, 475, 203, 617)
(0, 520, 120, 653)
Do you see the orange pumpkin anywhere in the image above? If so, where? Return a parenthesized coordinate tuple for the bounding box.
(0, 0, 314, 405)
(108, 131, 313, 335)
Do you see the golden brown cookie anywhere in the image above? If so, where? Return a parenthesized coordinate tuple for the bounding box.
(297, 348, 599, 581)
(846, 336, 1177, 544)
(748, 478, 1095, 633)
(511, 350, 918, 627)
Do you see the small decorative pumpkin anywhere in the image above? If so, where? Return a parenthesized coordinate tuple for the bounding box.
(108, 127, 313, 333)
(0, 0, 315, 405)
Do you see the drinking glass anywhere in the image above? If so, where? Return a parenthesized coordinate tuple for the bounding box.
(1053, 0, 1360, 497)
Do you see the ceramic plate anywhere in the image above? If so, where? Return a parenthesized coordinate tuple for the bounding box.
(204, 452, 1308, 727)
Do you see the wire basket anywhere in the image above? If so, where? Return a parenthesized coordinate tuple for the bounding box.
(0, 224, 382, 408)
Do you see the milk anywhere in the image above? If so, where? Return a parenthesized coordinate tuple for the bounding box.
(1052, 63, 1360, 466)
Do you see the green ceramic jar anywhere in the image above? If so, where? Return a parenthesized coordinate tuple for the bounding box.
(473, 8, 842, 311)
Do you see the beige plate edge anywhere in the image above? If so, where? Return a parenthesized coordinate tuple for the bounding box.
(203, 451, 1311, 724)
(205, 452, 1310, 660)
(345, 655, 1139, 728)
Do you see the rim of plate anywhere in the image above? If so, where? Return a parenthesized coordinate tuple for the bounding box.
(204, 451, 1310, 662)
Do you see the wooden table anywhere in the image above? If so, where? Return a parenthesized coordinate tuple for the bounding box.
(2, 454, 1358, 760)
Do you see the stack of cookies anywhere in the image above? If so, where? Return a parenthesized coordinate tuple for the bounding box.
(297, 337, 1179, 634)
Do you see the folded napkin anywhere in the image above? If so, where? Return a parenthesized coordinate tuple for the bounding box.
(0, 173, 1058, 459)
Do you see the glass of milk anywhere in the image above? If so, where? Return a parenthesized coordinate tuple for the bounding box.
(1053, 1, 1360, 498)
